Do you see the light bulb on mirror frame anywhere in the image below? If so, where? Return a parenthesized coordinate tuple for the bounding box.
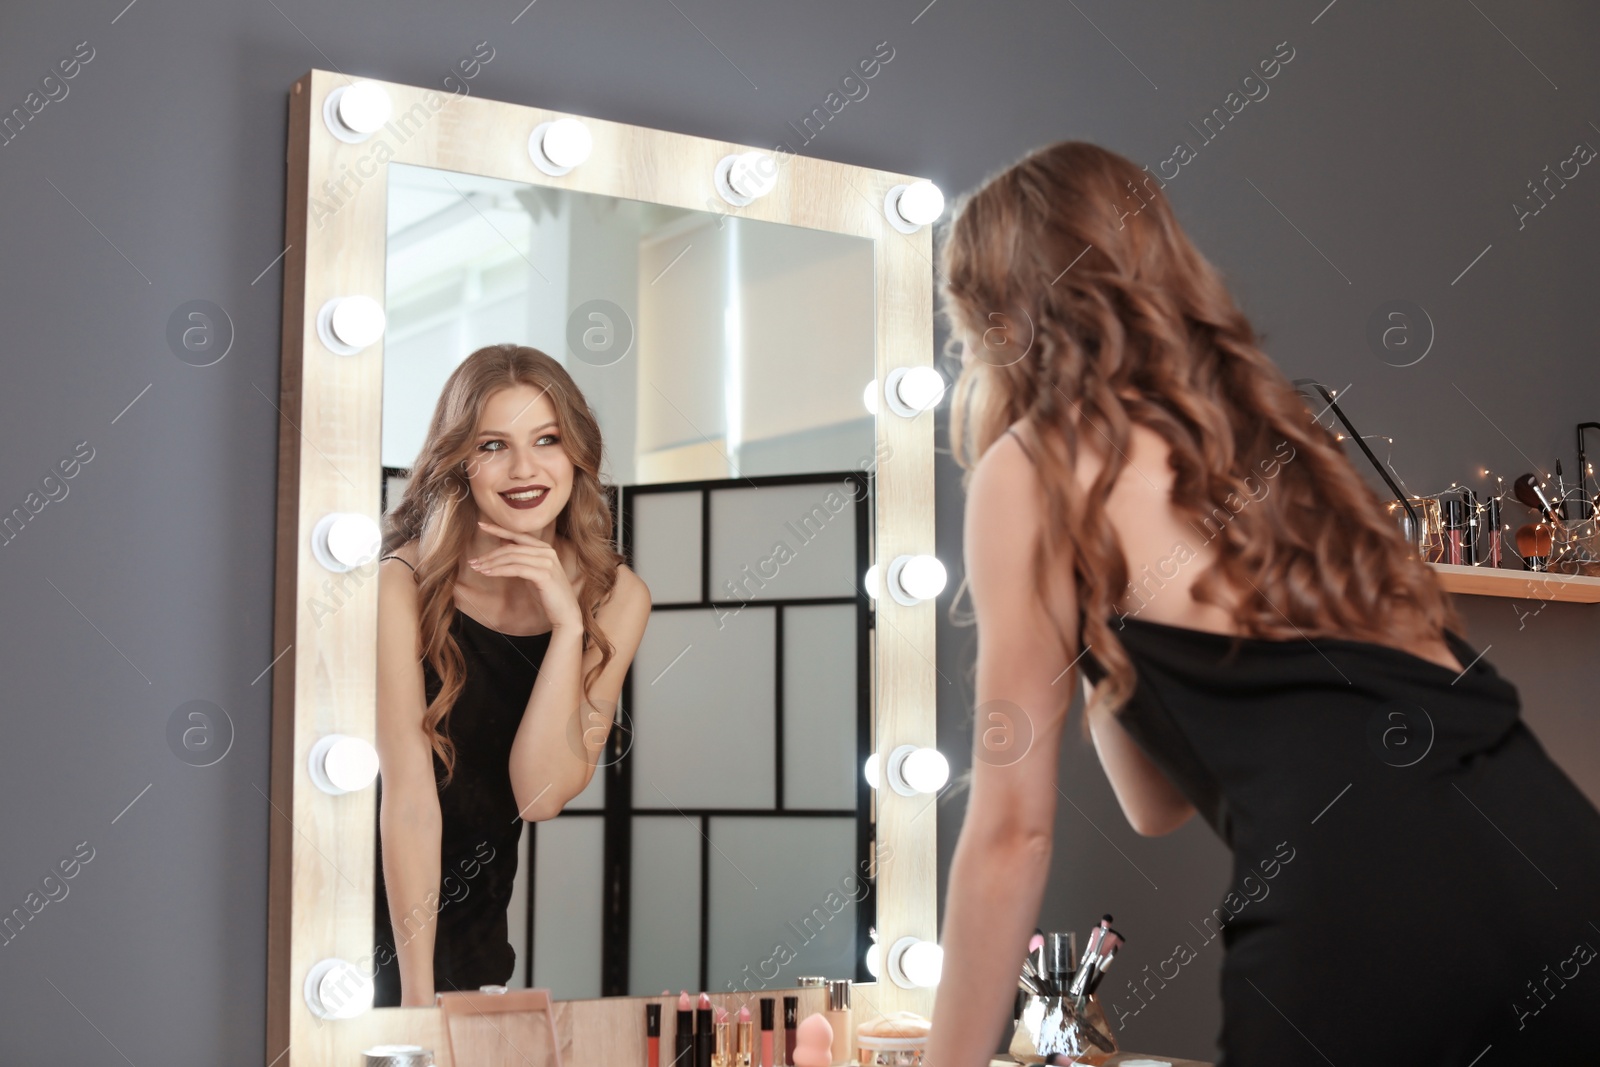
(883, 366, 945, 418)
(309, 734, 380, 795)
(884, 179, 945, 233)
(715, 150, 779, 206)
(317, 295, 386, 355)
(862, 379, 879, 416)
(322, 81, 392, 143)
(887, 936, 943, 988)
(886, 744, 949, 797)
(886, 554, 946, 606)
(863, 751, 881, 790)
(863, 563, 882, 602)
(304, 957, 374, 1019)
(312, 512, 381, 574)
(529, 117, 593, 176)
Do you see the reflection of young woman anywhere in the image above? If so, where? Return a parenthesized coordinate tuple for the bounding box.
(372, 343, 651, 1008)
(927, 143, 1600, 1062)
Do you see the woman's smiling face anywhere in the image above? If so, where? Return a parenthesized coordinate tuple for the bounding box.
(466, 383, 575, 536)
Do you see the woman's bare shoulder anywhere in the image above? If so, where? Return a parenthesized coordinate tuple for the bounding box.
(609, 562, 651, 615)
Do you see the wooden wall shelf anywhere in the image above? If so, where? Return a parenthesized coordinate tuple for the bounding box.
(1431, 562, 1600, 603)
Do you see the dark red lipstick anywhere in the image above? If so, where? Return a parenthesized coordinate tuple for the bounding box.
(499, 483, 549, 510)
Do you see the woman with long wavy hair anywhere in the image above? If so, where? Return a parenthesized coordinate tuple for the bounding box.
(926, 142, 1600, 1063)
(371, 343, 650, 1007)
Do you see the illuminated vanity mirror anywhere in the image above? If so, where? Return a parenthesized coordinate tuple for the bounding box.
(374, 161, 879, 1003)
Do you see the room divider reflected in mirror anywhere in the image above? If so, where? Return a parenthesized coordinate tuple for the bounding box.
(373, 161, 879, 1002)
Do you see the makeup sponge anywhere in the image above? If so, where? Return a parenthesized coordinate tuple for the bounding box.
(790, 1013, 834, 1067)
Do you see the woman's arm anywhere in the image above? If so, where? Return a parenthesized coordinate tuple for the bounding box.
(1085, 679, 1196, 836)
(507, 564, 651, 821)
(374, 555, 444, 1007)
(927, 433, 1081, 1067)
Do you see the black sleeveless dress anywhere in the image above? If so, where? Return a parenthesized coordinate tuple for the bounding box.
(1082, 615, 1600, 1063)
(372, 555, 553, 1007)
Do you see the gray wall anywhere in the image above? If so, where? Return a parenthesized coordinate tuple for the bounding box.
(0, 1, 1596, 1063)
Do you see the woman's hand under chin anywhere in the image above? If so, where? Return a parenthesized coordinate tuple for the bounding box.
(468, 519, 585, 633)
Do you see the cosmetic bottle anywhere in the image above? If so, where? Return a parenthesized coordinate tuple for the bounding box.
(1461, 489, 1479, 565)
(824, 980, 853, 1065)
(1443, 498, 1466, 566)
(783, 995, 799, 1067)
(1485, 497, 1503, 566)
(759, 997, 776, 1067)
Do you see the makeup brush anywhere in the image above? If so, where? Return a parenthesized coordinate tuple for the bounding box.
(1516, 524, 1553, 570)
(1514, 474, 1564, 529)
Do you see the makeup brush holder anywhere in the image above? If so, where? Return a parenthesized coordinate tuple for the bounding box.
(1006, 993, 1118, 1066)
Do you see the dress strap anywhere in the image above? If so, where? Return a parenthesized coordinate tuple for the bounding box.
(379, 554, 416, 574)
(1005, 425, 1038, 464)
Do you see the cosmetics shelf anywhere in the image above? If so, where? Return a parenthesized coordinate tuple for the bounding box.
(1430, 562, 1600, 603)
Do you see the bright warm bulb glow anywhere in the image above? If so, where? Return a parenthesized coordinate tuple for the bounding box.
(898, 555, 947, 601)
(543, 118, 593, 168)
(902, 748, 949, 794)
(896, 180, 945, 226)
(863, 564, 881, 600)
(865, 943, 882, 980)
(863, 752, 881, 790)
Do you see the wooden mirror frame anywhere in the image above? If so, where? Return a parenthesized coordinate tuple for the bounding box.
(267, 69, 937, 1066)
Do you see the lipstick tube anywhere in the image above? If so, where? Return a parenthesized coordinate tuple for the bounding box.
(674, 1002, 695, 1067)
(713, 1012, 731, 1067)
(736, 1012, 754, 1067)
(696, 996, 713, 1067)
(647, 1004, 662, 1067)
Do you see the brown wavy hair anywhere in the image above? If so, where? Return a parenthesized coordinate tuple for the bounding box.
(938, 141, 1462, 731)
(382, 343, 624, 784)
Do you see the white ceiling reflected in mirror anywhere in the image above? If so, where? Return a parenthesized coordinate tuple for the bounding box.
(382, 163, 877, 489)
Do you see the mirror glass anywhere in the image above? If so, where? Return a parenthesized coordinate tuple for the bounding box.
(372, 161, 879, 1004)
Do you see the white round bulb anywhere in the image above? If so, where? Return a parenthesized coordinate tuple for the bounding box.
(311, 734, 380, 795)
(894, 366, 946, 414)
(304, 958, 374, 1020)
(902, 747, 950, 794)
(543, 118, 593, 169)
(898, 555, 947, 601)
(326, 514, 380, 569)
(729, 151, 778, 199)
(865, 943, 882, 980)
(863, 752, 880, 790)
(863, 563, 881, 601)
(330, 296, 386, 350)
(862, 380, 879, 416)
(896, 180, 945, 226)
(337, 82, 391, 135)
(902, 940, 943, 987)
(312, 512, 381, 574)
